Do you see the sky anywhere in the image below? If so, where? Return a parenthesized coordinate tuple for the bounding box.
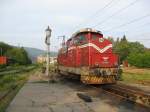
(0, 0, 150, 51)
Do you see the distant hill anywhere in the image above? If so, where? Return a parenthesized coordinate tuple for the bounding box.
(24, 47, 57, 63)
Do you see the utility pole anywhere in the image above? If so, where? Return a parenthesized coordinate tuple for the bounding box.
(45, 26, 52, 79)
(58, 35, 66, 47)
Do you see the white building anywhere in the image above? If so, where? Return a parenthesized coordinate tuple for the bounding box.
(37, 55, 57, 64)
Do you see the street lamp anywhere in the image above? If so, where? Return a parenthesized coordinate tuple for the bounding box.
(45, 26, 52, 78)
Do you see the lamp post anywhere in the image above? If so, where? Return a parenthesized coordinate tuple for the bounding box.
(45, 26, 51, 78)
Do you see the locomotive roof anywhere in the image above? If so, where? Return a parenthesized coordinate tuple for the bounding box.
(71, 28, 102, 38)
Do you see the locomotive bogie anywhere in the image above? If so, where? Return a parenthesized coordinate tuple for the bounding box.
(58, 65, 118, 84)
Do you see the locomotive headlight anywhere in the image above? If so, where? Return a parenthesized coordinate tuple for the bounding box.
(99, 38, 104, 42)
(94, 63, 99, 67)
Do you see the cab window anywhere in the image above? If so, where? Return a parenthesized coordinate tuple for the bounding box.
(78, 35, 87, 44)
(79, 35, 86, 41)
(92, 34, 98, 40)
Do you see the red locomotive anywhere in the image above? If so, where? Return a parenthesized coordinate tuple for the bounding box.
(57, 28, 119, 84)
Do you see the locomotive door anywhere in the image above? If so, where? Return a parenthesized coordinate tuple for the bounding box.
(72, 49, 76, 67)
(80, 34, 89, 67)
(81, 48, 88, 66)
(76, 47, 80, 67)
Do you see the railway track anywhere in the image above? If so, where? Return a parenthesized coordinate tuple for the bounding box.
(57, 73, 150, 108)
(101, 83, 150, 108)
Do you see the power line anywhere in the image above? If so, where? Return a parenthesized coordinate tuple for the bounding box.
(124, 22, 150, 33)
(114, 22, 150, 35)
(73, 0, 116, 30)
(104, 13, 150, 32)
(129, 38, 150, 41)
(131, 32, 150, 38)
(92, 0, 140, 28)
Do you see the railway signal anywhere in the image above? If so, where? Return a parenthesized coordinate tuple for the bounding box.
(45, 26, 52, 79)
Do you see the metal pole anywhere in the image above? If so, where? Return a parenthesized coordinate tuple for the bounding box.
(45, 26, 51, 82)
(46, 44, 50, 77)
(58, 35, 65, 48)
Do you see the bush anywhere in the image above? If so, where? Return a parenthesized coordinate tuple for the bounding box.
(127, 51, 150, 68)
(117, 68, 123, 80)
(5, 47, 31, 65)
(0, 64, 6, 69)
(0, 75, 16, 84)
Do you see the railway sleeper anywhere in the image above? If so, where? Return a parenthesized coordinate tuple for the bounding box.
(103, 87, 150, 107)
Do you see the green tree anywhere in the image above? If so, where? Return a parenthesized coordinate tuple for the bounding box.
(107, 37, 115, 44)
(121, 35, 127, 42)
(113, 35, 145, 63)
(0, 42, 12, 55)
(5, 47, 31, 65)
(129, 42, 145, 54)
(114, 42, 130, 62)
(113, 35, 130, 62)
(127, 51, 150, 68)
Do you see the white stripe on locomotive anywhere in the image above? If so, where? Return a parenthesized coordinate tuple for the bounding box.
(68, 43, 112, 53)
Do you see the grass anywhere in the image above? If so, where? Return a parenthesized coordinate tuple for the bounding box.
(0, 68, 37, 112)
(122, 67, 150, 85)
(0, 83, 23, 112)
(0, 65, 36, 76)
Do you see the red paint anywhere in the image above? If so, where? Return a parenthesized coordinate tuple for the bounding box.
(0, 56, 7, 65)
(58, 29, 119, 68)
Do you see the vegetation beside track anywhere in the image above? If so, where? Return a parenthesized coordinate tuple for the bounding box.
(0, 42, 31, 65)
(109, 35, 150, 68)
(122, 67, 150, 85)
(0, 68, 37, 112)
(0, 65, 37, 76)
(0, 65, 28, 72)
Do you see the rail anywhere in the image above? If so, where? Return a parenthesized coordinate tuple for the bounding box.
(102, 84, 150, 108)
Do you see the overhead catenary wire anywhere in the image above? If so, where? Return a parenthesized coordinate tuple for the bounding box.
(128, 38, 150, 42)
(105, 22, 150, 37)
(92, 0, 140, 28)
(72, 0, 116, 30)
(103, 13, 150, 32)
(63, 0, 149, 48)
(130, 32, 150, 39)
(122, 22, 150, 33)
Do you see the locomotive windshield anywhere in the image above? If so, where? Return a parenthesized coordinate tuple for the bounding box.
(91, 33, 103, 40)
(74, 34, 87, 45)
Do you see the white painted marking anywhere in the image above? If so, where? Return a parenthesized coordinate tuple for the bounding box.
(68, 43, 112, 53)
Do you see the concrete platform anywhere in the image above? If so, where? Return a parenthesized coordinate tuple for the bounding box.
(6, 72, 149, 112)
